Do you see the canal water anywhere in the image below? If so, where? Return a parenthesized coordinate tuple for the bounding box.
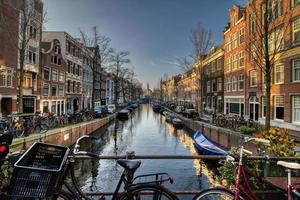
(74, 104, 221, 199)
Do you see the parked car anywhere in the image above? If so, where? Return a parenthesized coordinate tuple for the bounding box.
(174, 106, 185, 114)
(94, 106, 106, 118)
(183, 109, 198, 118)
(107, 104, 116, 114)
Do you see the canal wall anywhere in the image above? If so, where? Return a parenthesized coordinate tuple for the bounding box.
(166, 110, 257, 152)
(10, 114, 116, 152)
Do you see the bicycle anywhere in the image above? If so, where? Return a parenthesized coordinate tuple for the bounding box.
(26, 114, 49, 134)
(7, 135, 178, 200)
(3, 116, 26, 138)
(193, 136, 270, 200)
(277, 160, 300, 200)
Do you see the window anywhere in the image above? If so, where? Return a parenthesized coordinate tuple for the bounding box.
(67, 61, 71, 73)
(59, 85, 64, 96)
(73, 63, 76, 74)
(51, 101, 56, 114)
(249, 13, 256, 34)
(250, 43, 257, 60)
(59, 72, 64, 82)
(293, 16, 300, 44)
(274, 96, 284, 120)
(232, 33, 237, 49)
(267, 0, 283, 20)
(43, 101, 49, 112)
(228, 36, 231, 51)
(293, 96, 300, 123)
(232, 76, 237, 91)
(212, 79, 217, 92)
(262, 97, 266, 118)
(227, 77, 231, 91)
(73, 81, 75, 92)
(225, 58, 230, 72)
(207, 81, 211, 93)
(217, 78, 222, 92)
(29, 25, 37, 39)
(239, 28, 244, 44)
(250, 70, 257, 87)
(51, 85, 57, 96)
(293, 59, 300, 82)
(212, 61, 216, 73)
(238, 74, 244, 91)
(293, 0, 300, 7)
(239, 51, 244, 68)
(51, 55, 61, 65)
(232, 54, 237, 70)
(44, 68, 50, 80)
(0, 68, 13, 87)
(23, 74, 32, 88)
(28, 51, 36, 64)
(67, 80, 71, 93)
(52, 69, 58, 82)
(43, 84, 49, 96)
(217, 58, 222, 71)
(275, 64, 284, 84)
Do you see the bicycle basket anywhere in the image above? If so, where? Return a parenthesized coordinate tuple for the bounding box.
(8, 142, 69, 198)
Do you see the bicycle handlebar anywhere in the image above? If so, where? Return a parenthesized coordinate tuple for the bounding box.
(243, 136, 270, 145)
(73, 135, 98, 154)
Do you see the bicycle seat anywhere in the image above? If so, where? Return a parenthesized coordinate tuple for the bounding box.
(117, 159, 141, 172)
(277, 161, 300, 170)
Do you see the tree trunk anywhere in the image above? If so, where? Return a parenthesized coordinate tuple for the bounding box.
(264, 0, 271, 131)
(18, 25, 27, 114)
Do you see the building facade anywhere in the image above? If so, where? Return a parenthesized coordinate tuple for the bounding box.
(202, 46, 224, 116)
(223, 5, 246, 117)
(40, 39, 66, 115)
(0, 0, 43, 116)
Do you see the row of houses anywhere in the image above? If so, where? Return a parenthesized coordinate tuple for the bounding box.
(161, 0, 300, 134)
(0, 0, 139, 117)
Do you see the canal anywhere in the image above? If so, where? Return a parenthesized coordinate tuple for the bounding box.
(74, 104, 221, 199)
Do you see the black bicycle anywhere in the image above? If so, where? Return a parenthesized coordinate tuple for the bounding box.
(6, 135, 178, 200)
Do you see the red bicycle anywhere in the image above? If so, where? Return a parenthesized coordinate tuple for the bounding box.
(193, 136, 271, 200)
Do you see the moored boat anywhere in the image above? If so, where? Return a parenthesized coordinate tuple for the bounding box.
(193, 131, 228, 155)
(172, 118, 184, 129)
(152, 104, 161, 113)
(117, 109, 129, 120)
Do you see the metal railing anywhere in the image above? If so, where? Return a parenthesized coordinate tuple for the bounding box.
(72, 151, 296, 197)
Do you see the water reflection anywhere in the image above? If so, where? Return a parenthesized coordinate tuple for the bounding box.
(75, 104, 220, 199)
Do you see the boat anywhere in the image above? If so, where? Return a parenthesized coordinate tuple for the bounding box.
(193, 131, 228, 155)
(152, 104, 161, 113)
(117, 109, 129, 120)
(131, 104, 138, 109)
(172, 118, 184, 129)
(165, 114, 174, 123)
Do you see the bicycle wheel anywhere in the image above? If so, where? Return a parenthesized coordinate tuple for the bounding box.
(36, 122, 49, 134)
(119, 184, 178, 200)
(15, 125, 25, 138)
(56, 190, 73, 200)
(193, 188, 236, 200)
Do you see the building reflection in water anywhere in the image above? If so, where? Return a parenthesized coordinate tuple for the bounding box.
(73, 103, 221, 198)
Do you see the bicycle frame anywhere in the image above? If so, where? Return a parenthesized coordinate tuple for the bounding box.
(234, 145, 262, 200)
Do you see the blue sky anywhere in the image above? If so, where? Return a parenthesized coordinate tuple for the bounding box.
(44, 0, 247, 89)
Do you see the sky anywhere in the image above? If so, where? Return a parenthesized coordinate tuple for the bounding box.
(44, 0, 247, 89)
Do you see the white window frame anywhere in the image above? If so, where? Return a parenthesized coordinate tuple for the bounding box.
(238, 74, 244, 91)
(51, 84, 57, 97)
(0, 67, 13, 87)
(43, 83, 49, 96)
(274, 63, 284, 84)
(239, 28, 244, 44)
(232, 76, 237, 91)
(293, 16, 300, 44)
(274, 95, 284, 121)
(44, 67, 50, 81)
(293, 59, 300, 82)
(293, 0, 300, 8)
(52, 69, 58, 82)
(292, 96, 300, 124)
(250, 70, 258, 87)
(239, 51, 244, 68)
(59, 71, 65, 83)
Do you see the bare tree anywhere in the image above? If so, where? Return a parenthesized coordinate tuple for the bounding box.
(246, 0, 291, 130)
(0, 0, 45, 113)
(79, 26, 113, 110)
(190, 23, 214, 116)
(173, 56, 194, 72)
(108, 50, 130, 106)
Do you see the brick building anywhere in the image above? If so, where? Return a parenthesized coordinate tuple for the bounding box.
(223, 5, 246, 117)
(0, 0, 43, 116)
(42, 32, 84, 114)
(202, 46, 224, 116)
(40, 39, 66, 114)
